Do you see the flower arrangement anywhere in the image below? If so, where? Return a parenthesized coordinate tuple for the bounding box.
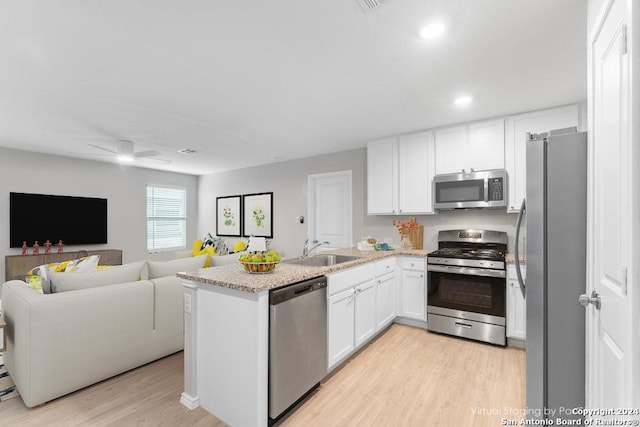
(392, 217, 421, 249)
(392, 217, 420, 236)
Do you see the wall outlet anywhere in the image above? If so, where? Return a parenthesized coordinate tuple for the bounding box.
(184, 294, 192, 314)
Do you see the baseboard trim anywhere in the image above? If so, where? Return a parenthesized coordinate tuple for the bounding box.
(180, 392, 199, 409)
(394, 317, 427, 329)
(507, 337, 526, 349)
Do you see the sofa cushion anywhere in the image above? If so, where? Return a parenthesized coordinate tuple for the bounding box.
(147, 254, 208, 279)
(48, 261, 146, 293)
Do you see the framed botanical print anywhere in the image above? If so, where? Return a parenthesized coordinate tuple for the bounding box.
(243, 192, 273, 238)
(216, 195, 242, 237)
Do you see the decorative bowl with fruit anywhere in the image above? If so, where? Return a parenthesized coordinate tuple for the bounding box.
(238, 249, 282, 274)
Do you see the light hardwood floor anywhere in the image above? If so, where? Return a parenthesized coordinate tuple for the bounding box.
(0, 352, 224, 427)
(283, 324, 525, 427)
(0, 324, 524, 426)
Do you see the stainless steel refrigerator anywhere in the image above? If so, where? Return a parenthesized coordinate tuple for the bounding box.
(514, 127, 586, 420)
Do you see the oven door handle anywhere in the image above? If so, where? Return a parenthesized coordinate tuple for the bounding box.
(427, 264, 506, 278)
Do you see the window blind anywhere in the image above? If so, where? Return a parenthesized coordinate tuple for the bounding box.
(147, 185, 186, 251)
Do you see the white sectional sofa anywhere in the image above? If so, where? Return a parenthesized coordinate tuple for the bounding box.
(1, 255, 207, 407)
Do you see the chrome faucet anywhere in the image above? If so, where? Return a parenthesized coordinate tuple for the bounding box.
(302, 239, 330, 257)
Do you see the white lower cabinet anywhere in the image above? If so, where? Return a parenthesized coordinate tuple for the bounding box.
(506, 264, 526, 340)
(375, 272, 396, 330)
(328, 288, 356, 367)
(327, 263, 376, 370)
(327, 258, 400, 371)
(354, 281, 376, 347)
(400, 257, 426, 321)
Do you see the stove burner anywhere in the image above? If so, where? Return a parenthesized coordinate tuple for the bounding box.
(428, 247, 505, 261)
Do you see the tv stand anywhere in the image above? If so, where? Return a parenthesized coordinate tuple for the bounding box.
(5, 249, 122, 282)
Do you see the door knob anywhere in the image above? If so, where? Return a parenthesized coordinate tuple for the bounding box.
(578, 291, 601, 310)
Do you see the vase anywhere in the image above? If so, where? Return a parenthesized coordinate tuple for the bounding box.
(400, 235, 413, 250)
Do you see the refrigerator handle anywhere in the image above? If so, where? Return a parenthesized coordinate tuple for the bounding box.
(514, 198, 526, 297)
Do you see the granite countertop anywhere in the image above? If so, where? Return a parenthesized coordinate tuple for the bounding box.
(177, 247, 432, 293)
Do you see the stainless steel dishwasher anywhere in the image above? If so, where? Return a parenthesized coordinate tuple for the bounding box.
(269, 276, 327, 424)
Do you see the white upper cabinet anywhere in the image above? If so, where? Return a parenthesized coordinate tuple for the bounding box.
(368, 104, 583, 215)
(367, 137, 398, 215)
(435, 119, 505, 175)
(504, 104, 580, 213)
(398, 132, 435, 215)
(367, 132, 435, 215)
(434, 125, 467, 175)
(468, 119, 505, 171)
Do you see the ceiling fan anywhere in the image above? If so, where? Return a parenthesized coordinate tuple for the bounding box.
(88, 140, 168, 163)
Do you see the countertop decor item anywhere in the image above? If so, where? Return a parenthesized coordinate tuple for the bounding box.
(392, 218, 422, 249)
(239, 260, 280, 273)
(400, 235, 412, 250)
(238, 249, 281, 273)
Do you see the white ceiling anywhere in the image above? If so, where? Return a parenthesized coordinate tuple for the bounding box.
(0, 0, 587, 176)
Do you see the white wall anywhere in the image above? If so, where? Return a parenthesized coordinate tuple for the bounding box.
(0, 148, 199, 289)
(198, 148, 518, 258)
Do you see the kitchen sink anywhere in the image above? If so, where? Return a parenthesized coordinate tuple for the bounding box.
(283, 254, 363, 267)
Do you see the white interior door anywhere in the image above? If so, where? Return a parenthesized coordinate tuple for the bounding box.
(588, 0, 633, 413)
(308, 171, 352, 249)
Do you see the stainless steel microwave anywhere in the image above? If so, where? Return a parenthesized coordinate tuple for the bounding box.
(433, 169, 507, 210)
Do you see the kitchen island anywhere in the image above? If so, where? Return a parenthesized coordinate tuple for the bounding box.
(177, 248, 429, 427)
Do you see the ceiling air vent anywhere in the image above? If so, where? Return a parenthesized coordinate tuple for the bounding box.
(357, 0, 393, 13)
(177, 148, 198, 154)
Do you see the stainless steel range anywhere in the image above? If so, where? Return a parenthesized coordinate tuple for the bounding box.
(427, 229, 507, 346)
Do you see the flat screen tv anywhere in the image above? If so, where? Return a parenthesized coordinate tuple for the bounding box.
(9, 192, 107, 248)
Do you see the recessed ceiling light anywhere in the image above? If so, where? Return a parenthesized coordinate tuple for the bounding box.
(419, 22, 446, 40)
(454, 96, 473, 106)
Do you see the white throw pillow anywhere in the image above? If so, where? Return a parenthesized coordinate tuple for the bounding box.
(66, 254, 100, 272)
(147, 254, 208, 279)
(211, 252, 243, 267)
(49, 261, 146, 293)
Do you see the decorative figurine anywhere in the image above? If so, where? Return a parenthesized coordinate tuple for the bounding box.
(33, 241, 40, 256)
(44, 240, 52, 255)
(57, 240, 64, 254)
(21, 241, 28, 256)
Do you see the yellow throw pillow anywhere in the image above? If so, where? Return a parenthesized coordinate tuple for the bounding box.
(192, 239, 204, 256)
(194, 246, 214, 267)
(25, 275, 44, 292)
(233, 240, 247, 252)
